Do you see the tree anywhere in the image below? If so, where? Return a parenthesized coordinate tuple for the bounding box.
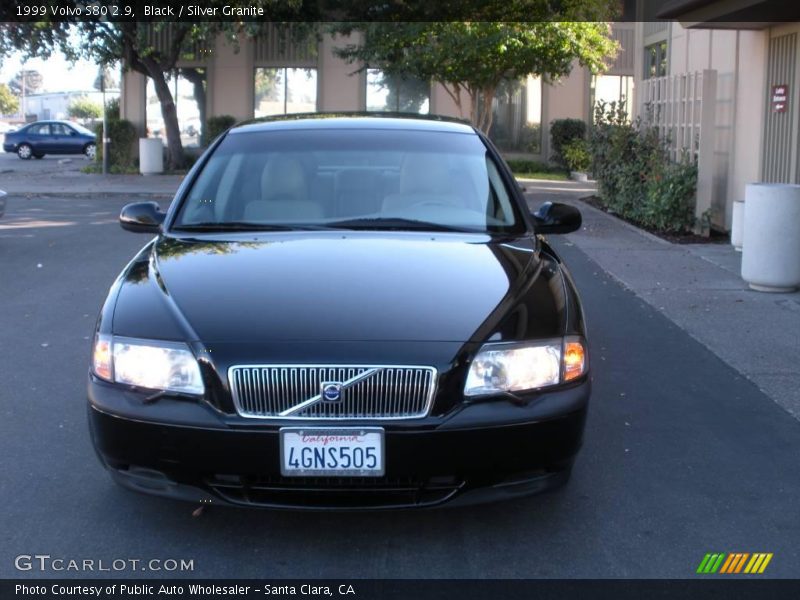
(179, 67, 207, 145)
(93, 65, 119, 92)
(332, 18, 618, 133)
(0, 3, 311, 169)
(8, 69, 43, 97)
(68, 95, 102, 119)
(0, 83, 18, 114)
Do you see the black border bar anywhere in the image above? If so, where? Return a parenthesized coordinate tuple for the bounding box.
(5, 579, 800, 600)
(1, 1, 799, 23)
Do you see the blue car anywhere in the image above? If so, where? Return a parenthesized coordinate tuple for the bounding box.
(3, 120, 96, 160)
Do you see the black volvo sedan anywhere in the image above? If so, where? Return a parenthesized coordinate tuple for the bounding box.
(88, 114, 590, 509)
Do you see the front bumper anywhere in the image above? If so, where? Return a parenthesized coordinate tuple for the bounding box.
(88, 377, 590, 509)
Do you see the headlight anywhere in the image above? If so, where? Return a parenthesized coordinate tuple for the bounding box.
(92, 334, 205, 395)
(464, 336, 587, 397)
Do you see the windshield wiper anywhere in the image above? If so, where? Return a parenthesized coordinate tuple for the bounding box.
(325, 217, 480, 233)
(173, 221, 328, 232)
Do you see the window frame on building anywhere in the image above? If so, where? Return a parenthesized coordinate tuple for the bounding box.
(644, 40, 669, 80)
(253, 66, 319, 118)
(364, 68, 431, 115)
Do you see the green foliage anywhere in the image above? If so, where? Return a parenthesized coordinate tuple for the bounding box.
(562, 139, 591, 172)
(93, 119, 137, 169)
(550, 118, 587, 167)
(0, 15, 312, 169)
(505, 158, 567, 180)
(331, 18, 618, 132)
(105, 97, 120, 120)
(7, 69, 43, 97)
(589, 100, 697, 233)
(0, 83, 18, 114)
(505, 159, 552, 173)
(206, 115, 237, 143)
(68, 96, 102, 119)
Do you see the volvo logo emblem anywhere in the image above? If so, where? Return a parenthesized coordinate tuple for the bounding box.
(321, 382, 343, 402)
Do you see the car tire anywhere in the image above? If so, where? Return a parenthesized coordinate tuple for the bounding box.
(33, 153, 44, 159)
(17, 144, 33, 160)
(84, 143, 97, 160)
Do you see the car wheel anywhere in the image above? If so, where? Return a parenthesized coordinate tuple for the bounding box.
(33, 153, 44, 159)
(17, 144, 32, 160)
(84, 143, 97, 160)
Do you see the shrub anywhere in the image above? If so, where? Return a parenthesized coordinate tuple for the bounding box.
(505, 159, 563, 175)
(561, 139, 591, 172)
(588, 100, 697, 233)
(206, 115, 237, 144)
(550, 118, 587, 167)
(105, 97, 120, 120)
(93, 118, 137, 169)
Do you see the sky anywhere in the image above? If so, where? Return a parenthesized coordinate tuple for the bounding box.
(0, 50, 102, 93)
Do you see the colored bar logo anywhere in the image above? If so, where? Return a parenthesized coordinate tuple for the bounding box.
(696, 553, 773, 574)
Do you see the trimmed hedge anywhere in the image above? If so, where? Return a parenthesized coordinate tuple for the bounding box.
(93, 118, 137, 169)
(589, 100, 697, 233)
(206, 115, 237, 144)
(505, 159, 562, 175)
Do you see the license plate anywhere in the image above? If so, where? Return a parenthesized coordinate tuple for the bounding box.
(280, 428, 385, 477)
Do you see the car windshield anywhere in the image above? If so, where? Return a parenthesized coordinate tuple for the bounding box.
(174, 126, 524, 234)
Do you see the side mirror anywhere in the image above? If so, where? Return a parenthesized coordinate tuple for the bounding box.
(532, 201, 582, 234)
(120, 201, 166, 233)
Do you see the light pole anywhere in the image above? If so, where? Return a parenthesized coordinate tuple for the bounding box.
(100, 70, 109, 175)
(20, 70, 26, 119)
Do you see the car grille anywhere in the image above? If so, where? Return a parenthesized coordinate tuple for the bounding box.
(228, 365, 437, 420)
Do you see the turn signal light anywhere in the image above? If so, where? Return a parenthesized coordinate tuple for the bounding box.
(563, 340, 586, 381)
(93, 335, 112, 381)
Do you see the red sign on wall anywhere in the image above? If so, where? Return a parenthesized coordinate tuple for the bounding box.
(771, 84, 789, 113)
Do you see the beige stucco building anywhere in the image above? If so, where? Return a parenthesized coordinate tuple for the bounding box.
(119, 12, 800, 233)
(119, 24, 635, 166)
(634, 0, 800, 231)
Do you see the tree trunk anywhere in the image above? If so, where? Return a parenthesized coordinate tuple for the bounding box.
(468, 88, 480, 130)
(480, 86, 496, 135)
(180, 68, 207, 146)
(142, 58, 184, 170)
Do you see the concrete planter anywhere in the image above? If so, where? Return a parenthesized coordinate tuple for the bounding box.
(139, 138, 164, 175)
(741, 183, 800, 292)
(731, 198, 744, 251)
(570, 171, 589, 182)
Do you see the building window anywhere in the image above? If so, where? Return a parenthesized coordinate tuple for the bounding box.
(254, 68, 317, 117)
(366, 69, 429, 114)
(483, 76, 542, 155)
(645, 41, 668, 79)
(591, 75, 634, 121)
(145, 68, 207, 147)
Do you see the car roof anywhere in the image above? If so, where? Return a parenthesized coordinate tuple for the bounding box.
(230, 113, 477, 135)
(22, 120, 79, 127)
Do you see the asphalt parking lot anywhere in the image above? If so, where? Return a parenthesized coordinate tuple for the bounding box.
(1, 193, 799, 579)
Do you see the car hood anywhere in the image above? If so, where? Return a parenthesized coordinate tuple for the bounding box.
(112, 232, 565, 344)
